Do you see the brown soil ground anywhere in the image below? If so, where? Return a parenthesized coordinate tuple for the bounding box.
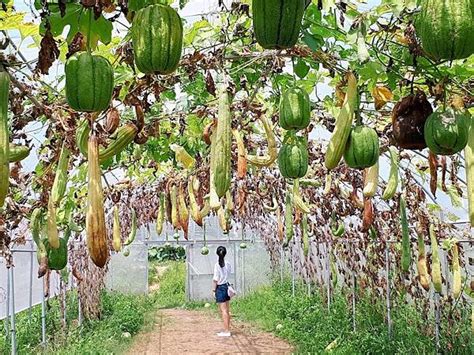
(127, 308, 293, 354)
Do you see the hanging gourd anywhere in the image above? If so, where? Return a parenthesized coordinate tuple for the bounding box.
(279, 86, 311, 130)
(212, 85, 232, 198)
(252, 0, 306, 49)
(278, 131, 308, 179)
(392, 91, 433, 150)
(415, 0, 474, 61)
(343, 126, 379, 169)
(465, 117, 474, 227)
(325, 72, 358, 170)
(424, 108, 469, 155)
(44, 237, 68, 271)
(65, 52, 114, 112)
(132, 4, 183, 74)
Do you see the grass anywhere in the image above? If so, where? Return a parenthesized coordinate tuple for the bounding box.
(231, 280, 473, 354)
(0, 290, 156, 354)
(150, 260, 186, 308)
(3, 261, 472, 354)
(0, 260, 186, 355)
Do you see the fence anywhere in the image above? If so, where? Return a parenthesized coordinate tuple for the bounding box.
(2, 216, 472, 354)
(0, 241, 66, 354)
(280, 222, 474, 352)
(0, 242, 63, 321)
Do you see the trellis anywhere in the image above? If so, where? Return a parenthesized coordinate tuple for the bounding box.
(1, 0, 473, 353)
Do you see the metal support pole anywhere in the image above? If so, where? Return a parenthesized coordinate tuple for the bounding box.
(280, 245, 284, 283)
(5, 265, 10, 341)
(326, 242, 331, 311)
(78, 292, 82, 327)
(233, 242, 238, 292)
(186, 244, 192, 302)
(9, 267, 17, 355)
(241, 245, 246, 296)
(145, 245, 149, 295)
(434, 292, 440, 354)
(28, 249, 33, 323)
(41, 280, 46, 346)
(291, 249, 295, 297)
(385, 244, 392, 339)
(352, 271, 356, 332)
(62, 278, 67, 329)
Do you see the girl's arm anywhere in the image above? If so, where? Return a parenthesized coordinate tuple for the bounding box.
(212, 264, 218, 292)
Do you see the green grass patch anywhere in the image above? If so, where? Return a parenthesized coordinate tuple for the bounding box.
(0, 290, 155, 355)
(150, 260, 186, 308)
(0, 260, 187, 355)
(231, 281, 473, 354)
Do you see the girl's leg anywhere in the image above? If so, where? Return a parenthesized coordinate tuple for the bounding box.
(218, 302, 227, 330)
(223, 301, 231, 331)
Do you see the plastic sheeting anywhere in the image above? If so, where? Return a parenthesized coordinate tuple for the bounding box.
(105, 242, 149, 295)
(0, 241, 61, 320)
(186, 241, 271, 301)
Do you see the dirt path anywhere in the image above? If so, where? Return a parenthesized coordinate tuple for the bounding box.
(128, 308, 293, 354)
(148, 265, 169, 293)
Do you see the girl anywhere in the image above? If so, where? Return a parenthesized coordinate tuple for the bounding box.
(212, 246, 232, 337)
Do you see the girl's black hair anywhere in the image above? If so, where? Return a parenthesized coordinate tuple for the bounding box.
(216, 246, 227, 268)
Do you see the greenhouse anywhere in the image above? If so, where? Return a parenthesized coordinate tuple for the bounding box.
(0, 0, 473, 353)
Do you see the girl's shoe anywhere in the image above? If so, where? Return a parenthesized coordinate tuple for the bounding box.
(217, 331, 231, 337)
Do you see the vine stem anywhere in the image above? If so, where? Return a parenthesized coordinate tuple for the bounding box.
(87, 8, 93, 54)
(7, 69, 48, 112)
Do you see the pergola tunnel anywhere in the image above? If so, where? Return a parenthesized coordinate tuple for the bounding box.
(1, 0, 474, 354)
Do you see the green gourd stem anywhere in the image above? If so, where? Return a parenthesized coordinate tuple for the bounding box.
(291, 57, 296, 80)
(87, 9, 93, 53)
(400, 195, 411, 272)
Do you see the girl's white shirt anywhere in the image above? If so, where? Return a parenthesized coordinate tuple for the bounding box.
(213, 261, 231, 285)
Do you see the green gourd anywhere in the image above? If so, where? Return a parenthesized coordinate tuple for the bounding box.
(252, 0, 306, 49)
(278, 131, 308, 179)
(343, 126, 380, 169)
(279, 86, 311, 130)
(424, 109, 469, 155)
(213, 86, 232, 198)
(400, 196, 411, 273)
(65, 52, 114, 112)
(415, 0, 474, 61)
(132, 4, 183, 74)
(0, 69, 10, 207)
(8, 144, 30, 162)
(430, 224, 442, 294)
(325, 73, 358, 170)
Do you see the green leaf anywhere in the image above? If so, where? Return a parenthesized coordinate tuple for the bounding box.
(184, 19, 211, 46)
(294, 59, 310, 79)
(446, 185, 462, 208)
(41, 4, 112, 50)
(302, 31, 324, 52)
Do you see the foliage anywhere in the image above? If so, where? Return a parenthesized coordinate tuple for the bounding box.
(231, 280, 472, 354)
(1, 0, 474, 348)
(148, 244, 186, 262)
(0, 261, 186, 354)
(0, 290, 154, 354)
(151, 260, 186, 308)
